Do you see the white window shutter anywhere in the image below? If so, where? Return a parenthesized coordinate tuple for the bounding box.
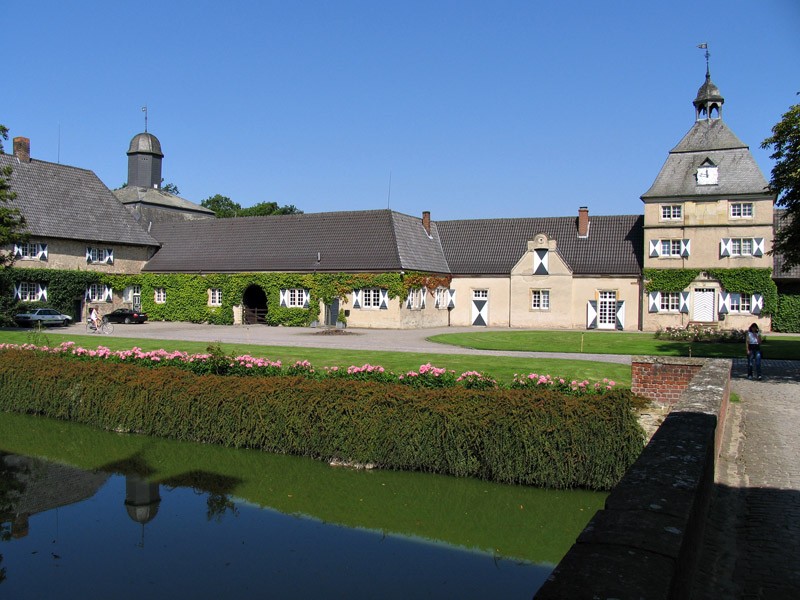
(86, 247, 92, 263)
(680, 239, 691, 258)
(533, 249, 549, 275)
(303, 290, 310, 308)
(85, 287, 91, 300)
(406, 290, 413, 309)
(680, 292, 690, 314)
(648, 291, 661, 313)
(718, 291, 730, 314)
(279, 289, 288, 307)
(37, 243, 48, 260)
(751, 294, 763, 315)
(421, 290, 427, 309)
(586, 301, 598, 329)
(752, 238, 765, 257)
(352, 289, 361, 309)
(615, 301, 625, 330)
(447, 289, 456, 309)
(720, 238, 731, 258)
(104, 286, 113, 303)
(649, 240, 661, 258)
(14, 283, 22, 300)
(105, 249, 114, 265)
(379, 289, 389, 310)
(13, 244, 22, 259)
(37, 284, 47, 302)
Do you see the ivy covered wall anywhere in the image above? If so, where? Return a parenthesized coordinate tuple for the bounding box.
(4, 267, 451, 326)
(773, 283, 800, 332)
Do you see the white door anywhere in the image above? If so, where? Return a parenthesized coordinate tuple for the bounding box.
(471, 289, 488, 326)
(597, 291, 617, 329)
(693, 288, 715, 322)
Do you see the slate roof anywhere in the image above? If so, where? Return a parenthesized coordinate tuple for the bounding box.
(773, 209, 800, 280)
(1, 154, 159, 247)
(114, 185, 215, 216)
(642, 119, 770, 200)
(437, 214, 644, 275)
(144, 209, 450, 273)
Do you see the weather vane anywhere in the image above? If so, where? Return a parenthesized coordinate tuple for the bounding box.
(142, 105, 148, 132)
(697, 43, 710, 74)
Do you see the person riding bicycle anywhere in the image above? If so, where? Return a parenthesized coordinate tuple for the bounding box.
(90, 306, 101, 331)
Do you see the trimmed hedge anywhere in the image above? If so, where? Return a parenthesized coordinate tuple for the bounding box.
(0, 350, 644, 490)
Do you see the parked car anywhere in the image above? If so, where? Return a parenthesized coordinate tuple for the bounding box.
(14, 308, 72, 327)
(104, 308, 148, 324)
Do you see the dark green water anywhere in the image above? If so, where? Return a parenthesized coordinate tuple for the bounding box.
(0, 411, 605, 599)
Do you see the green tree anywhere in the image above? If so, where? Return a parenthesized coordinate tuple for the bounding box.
(762, 101, 800, 270)
(0, 124, 27, 269)
(201, 195, 302, 218)
(161, 181, 180, 195)
(201, 194, 241, 218)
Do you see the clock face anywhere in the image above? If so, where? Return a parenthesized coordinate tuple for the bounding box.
(697, 166, 718, 185)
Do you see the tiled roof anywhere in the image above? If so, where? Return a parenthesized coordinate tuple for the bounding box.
(144, 209, 450, 273)
(642, 120, 770, 200)
(773, 209, 800, 280)
(437, 214, 644, 275)
(1, 154, 159, 247)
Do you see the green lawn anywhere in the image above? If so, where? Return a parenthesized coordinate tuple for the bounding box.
(0, 328, 632, 386)
(427, 330, 800, 360)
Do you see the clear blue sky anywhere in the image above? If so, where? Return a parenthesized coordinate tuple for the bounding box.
(4, 0, 798, 220)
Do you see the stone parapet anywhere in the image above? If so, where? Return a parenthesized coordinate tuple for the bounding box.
(535, 357, 731, 600)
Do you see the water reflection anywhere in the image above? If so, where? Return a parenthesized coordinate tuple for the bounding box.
(0, 411, 606, 599)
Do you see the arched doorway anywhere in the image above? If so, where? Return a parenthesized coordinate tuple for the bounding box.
(242, 285, 268, 324)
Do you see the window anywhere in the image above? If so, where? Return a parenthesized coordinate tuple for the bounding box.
(18, 282, 39, 301)
(729, 294, 751, 314)
(209, 288, 222, 306)
(19, 243, 37, 259)
(86, 247, 113, 265)
(473, 289, 488, 300)
(661, 205, 682, 220)
(154, 288, 166, 304)
(731, 238, 753, 256)
(730, 202, 753, 219)
(530, 289, 550, 310)
(435, 287, 447, 309)
(87, 283, 105, 302)
(362, 288, 381, 308)
(660, 239, 682, 257)
(287, 289, 305, 308)
(407, 287, 424, 310)
(659, 292, 681, 312)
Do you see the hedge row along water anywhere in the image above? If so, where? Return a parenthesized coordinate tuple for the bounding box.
(0, 349, 645, 490)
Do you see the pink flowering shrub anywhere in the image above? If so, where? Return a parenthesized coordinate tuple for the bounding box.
(0, 342, 620, 394)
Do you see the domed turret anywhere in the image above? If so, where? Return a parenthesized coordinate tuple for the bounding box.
(693, 69, 724, 121)
(126, 132, 164, 189)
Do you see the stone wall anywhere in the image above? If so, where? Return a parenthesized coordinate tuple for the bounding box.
(535, 357, 731, 600)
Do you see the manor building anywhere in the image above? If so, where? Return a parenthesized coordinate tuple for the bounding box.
(0, 69, 782, 331)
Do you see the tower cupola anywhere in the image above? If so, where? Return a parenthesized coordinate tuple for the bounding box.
(693, 68, 724, 121)
(126, 132, 164, 189)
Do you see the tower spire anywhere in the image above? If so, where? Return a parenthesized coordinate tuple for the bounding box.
(693, 44, 723, 121)
(142, 105, 148, 132)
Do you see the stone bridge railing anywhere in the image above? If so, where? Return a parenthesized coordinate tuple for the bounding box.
(535, 356, 731, 600)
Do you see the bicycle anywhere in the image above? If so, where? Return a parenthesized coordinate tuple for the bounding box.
(86, 318, 114, 334)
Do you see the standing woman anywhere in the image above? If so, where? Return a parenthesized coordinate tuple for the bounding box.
(746, 322, 763, 380)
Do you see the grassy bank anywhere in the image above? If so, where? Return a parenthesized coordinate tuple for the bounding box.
(428, 330, 800, 360)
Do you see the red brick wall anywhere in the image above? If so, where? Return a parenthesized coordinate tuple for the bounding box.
(631, 360, 703, 405)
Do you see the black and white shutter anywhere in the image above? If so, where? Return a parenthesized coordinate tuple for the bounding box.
(586, 300, 598, 329)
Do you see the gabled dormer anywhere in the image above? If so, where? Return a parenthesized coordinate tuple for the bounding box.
(696, 158, 718, 186)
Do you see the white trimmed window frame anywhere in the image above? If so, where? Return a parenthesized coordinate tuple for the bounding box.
(287, 288, 305, 308)
(18, 281, 40, 302)
(362, 287, 382, 309)
(660, 205, 682, 221)
(86, 246, 113, 265)
(660, 239, 682, 258)
(659, 292, 681, 313)
(729, 202, 754, 219)
(209, 288, 222, 307)
(729, 293, 752, 314)
(731, 238, 753, 257)
(154, 288, 166, 304)
(530, 289, 550, 311)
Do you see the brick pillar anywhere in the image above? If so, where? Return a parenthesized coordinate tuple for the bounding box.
(13, 137, 31, 162)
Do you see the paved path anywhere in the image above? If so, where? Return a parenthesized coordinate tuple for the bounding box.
(691, 359, 800, 599)
(70, 321, 633, 364)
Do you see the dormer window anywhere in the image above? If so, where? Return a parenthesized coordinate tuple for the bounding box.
(696, 159, 718, 186)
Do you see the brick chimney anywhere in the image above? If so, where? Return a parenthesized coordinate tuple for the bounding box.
(578, 206, 589, 238)
(422, 211, 431, 235)
(13, 137, 31, 162)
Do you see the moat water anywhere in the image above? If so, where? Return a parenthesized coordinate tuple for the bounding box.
(0, 411, 605, 599)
